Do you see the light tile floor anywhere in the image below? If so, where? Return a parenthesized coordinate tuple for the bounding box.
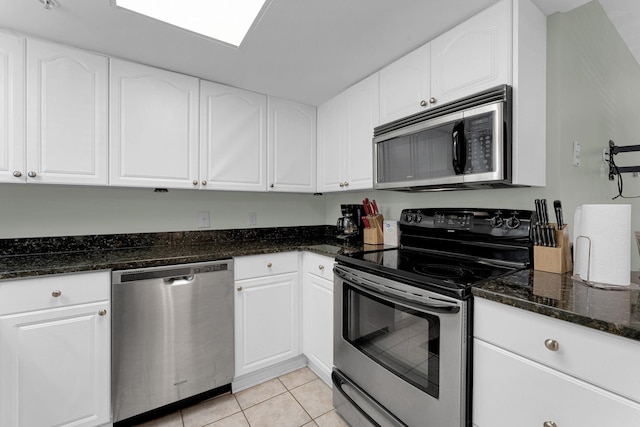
(136, 367, 350, 427)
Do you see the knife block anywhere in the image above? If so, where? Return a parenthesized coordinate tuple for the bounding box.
(364, 214, 385, 245)
(534, 224, 572, 274)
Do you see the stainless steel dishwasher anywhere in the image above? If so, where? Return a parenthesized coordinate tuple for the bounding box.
(111, 259, 234, 424)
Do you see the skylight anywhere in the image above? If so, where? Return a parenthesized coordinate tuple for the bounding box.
(115, 0, 267, 47)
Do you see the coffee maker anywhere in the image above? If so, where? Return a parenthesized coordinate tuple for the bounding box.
(336, 204, 365, 244)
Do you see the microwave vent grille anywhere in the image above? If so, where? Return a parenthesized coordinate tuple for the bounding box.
(374, 85, 511, 137)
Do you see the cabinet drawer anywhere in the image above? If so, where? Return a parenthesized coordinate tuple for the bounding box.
(473, 339, 640, 427)
(303, 252, 335, 281)
(474, 297, 640, 403)
(234, 252, 298, 281)
(0, 270, 110, 315)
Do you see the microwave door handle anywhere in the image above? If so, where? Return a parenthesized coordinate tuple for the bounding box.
(452, 120, 466, 175)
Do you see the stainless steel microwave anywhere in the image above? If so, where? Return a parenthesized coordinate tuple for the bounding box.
(373, 85, 512, 191)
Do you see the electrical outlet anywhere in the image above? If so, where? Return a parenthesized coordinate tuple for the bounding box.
(572, 141, 581, 167)
(197, 211, 210, 228)
(248, 212, 257, 226)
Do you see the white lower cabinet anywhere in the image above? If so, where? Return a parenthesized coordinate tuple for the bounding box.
(302, 253, 335, 384)
(0, 271, 111, 427)
(473, 298, 640, 427)
(234, 252, 301, 377)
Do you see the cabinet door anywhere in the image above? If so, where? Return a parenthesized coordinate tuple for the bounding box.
(316, 92, 347, 192)
(0, 301, 110, 427)
(379, 42, 431, 124)
(267, 97, 316, 193)
(302, 253, 335, 385)
(473, 339, 640, 427)
(345, 73, 378, 191)
(26, 40, 108, 186)
(235, 271, 300, 377)
(200, 81, 267, 191)
(0, 31, 25, 184)
(431, 0, 510, 106)
(109, 58, 199, 189)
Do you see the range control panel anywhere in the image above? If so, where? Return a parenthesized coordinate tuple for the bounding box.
(400, 208, 534, 238)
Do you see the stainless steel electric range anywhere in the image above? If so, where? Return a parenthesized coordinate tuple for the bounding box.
(332, 207, 534, 427)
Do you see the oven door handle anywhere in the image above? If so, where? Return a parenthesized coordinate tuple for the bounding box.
(338, 272, 461, 314)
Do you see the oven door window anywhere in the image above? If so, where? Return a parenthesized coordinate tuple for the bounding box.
(343, 283, 440, 398)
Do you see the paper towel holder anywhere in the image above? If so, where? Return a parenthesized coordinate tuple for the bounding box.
(572, 234, 628, 290)
(607, 140, 640, 180)
(572, 235, 592, 283)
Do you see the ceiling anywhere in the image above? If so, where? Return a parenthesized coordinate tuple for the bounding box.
(1, 0, 633, 106)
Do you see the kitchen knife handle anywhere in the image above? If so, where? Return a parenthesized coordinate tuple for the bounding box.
(554, 200, 563, 229)
(541, 199, 549, 224)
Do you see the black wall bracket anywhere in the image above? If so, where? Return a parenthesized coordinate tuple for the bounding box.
(608, 139, 640, 180)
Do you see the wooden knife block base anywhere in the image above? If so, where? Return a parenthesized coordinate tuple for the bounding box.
(364, 214, 384, 245)
(534, 224, 572, 274)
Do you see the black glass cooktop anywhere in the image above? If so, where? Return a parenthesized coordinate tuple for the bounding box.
(337, 248, 521, 299)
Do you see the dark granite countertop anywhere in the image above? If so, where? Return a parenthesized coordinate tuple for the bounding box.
(0, 226, 367, 281)
(472, 269, 640, 342)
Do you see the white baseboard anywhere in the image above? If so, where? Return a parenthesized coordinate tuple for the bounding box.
(231, 355, 308, 393)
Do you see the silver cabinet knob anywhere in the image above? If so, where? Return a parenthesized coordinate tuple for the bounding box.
(429, 97, 437, 104)
(543, 421, 558, 427)
(420, 100, 427, 107)
(201, 180, 207, 185)
(270, 183, 274, 188)
(13, 171, 22, 178)
(27, 171, 37, 178)
(51, 290, 62, 297)
(339, 182, 345, 188)
(192, 180, 198, 185)
(544, 339, 559, 351)
(98, 309, 107, 316)
(344, 182, 349, 187)
(267, 262, 273, 268)
(237, 286, 243, 292)
(319, 265, 325, 270)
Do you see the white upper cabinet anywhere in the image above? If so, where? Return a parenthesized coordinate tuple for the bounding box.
(0, 31, 25, 184)
(317, 73, 379, 192)
(379, 43, 431, 124)
(267, 97, 316, 193)
(26, 39, 108, 185)
(379, 1, 510, 125)
(430, 0, 510, 106)
(109, 58, 199, 189)
(200, 81, 267, 191)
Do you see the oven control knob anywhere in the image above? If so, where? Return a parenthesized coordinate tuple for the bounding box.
(405, 213, 413, 223)
(415, 215, 422, 223)
(489, 213, 503, 228)
(506, 216, 521, 229)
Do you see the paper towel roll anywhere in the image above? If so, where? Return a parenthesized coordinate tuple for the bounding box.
(573, 204, 631, 287)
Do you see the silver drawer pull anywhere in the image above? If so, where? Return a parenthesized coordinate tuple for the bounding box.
(51, 290, 62, 297)
(98, 309, 107, 316)
(543, 421, 558, 427)
(237, 286, 243, 292)
(544, 339, 559, 351)
(319, 265, 325, 270)
(267, 262, 273, 268)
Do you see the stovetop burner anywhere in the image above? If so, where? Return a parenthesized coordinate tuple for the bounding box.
(335, 207, 535, 299)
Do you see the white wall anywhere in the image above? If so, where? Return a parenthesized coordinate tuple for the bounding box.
(0, 185, 326, 237)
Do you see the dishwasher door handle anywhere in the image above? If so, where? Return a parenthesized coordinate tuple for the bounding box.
(163, 275, 196, 285)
